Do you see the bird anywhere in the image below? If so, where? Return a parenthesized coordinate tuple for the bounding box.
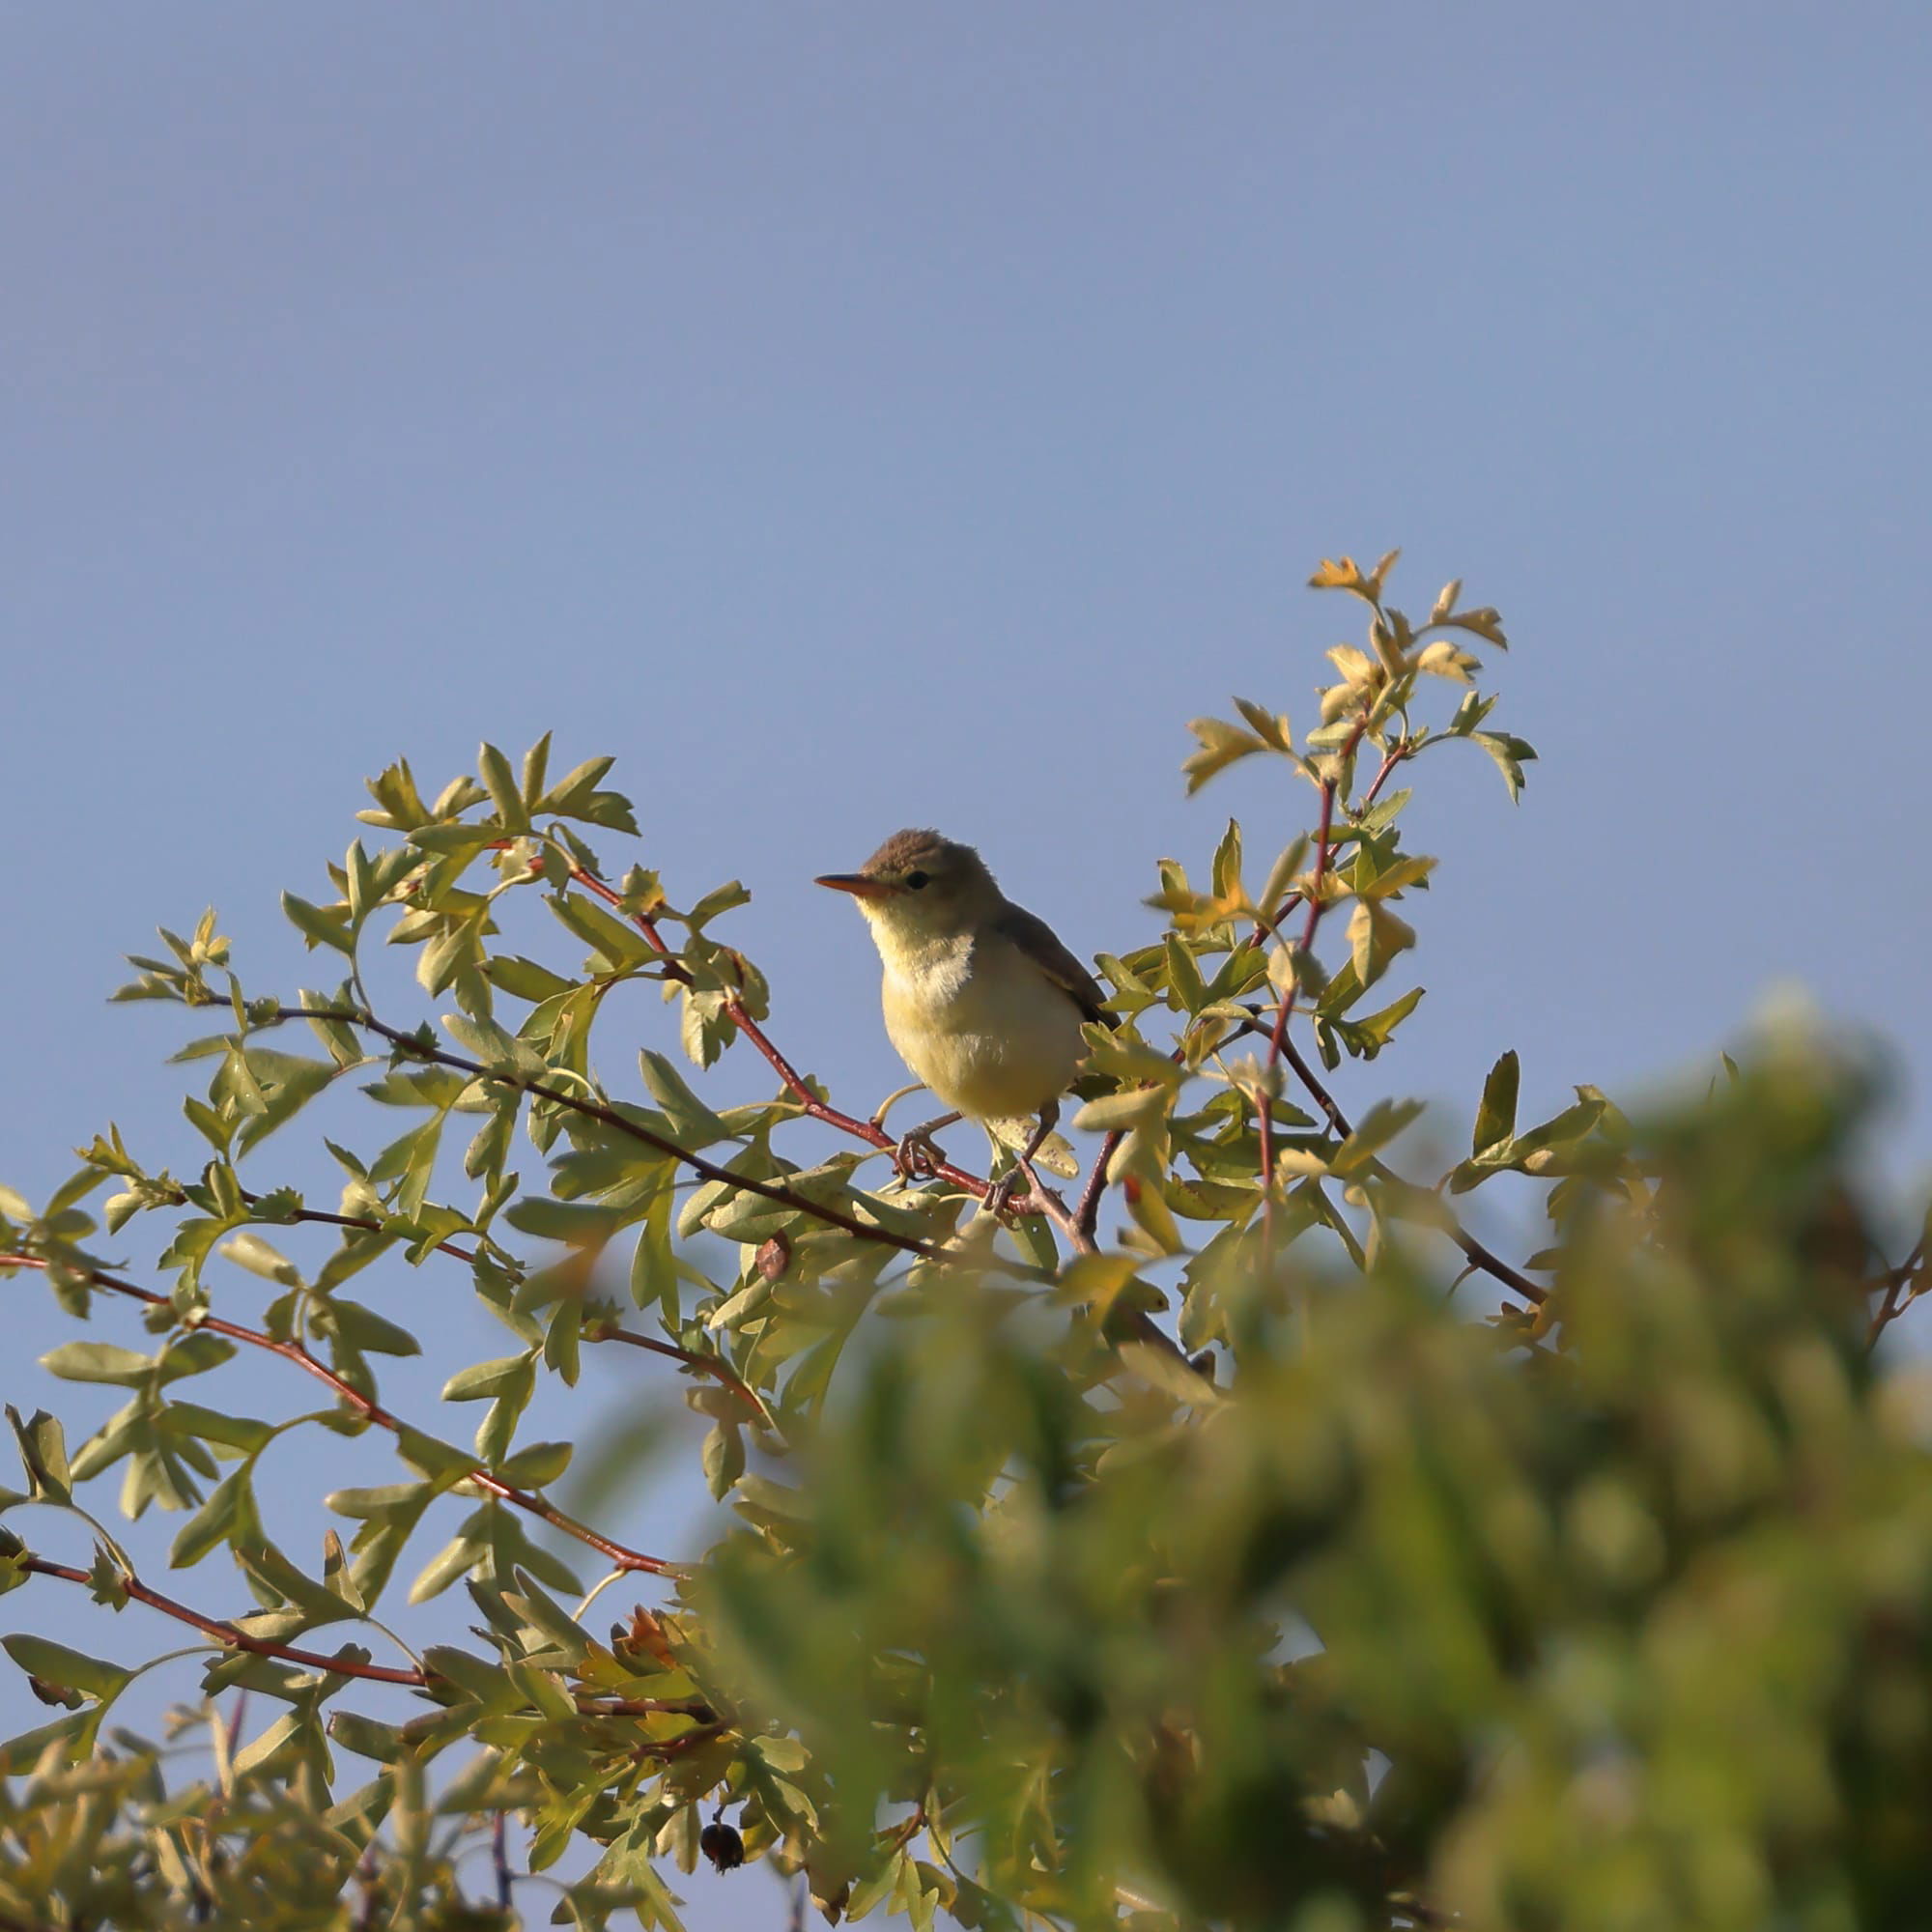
(815, 829, 1110, 1216)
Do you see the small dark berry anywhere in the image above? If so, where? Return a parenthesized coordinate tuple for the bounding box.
(699, 1821, 745, 1872)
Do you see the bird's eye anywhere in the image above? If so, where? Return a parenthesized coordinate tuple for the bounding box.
(905, 869, 930, 891)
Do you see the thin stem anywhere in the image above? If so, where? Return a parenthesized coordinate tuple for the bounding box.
(20, 1554, 426, 1686)
(16, 1553, 726, 1740)
(1, 1251, 686, 1577)
(493, 1813, 513, 1914)
(1241, 743, 1408, 952)
(1257, 717, 1369, 1239)
(1264, 1030, 1548, 1309)
(560, 860, 1127, 1266)
(589, 1323, 775, 1428)
(558, 859, 999, 1198)
(239, 1189, 772, 1425)
(1073, 1133, 1122, 1244)
(242, 1191, 477, 1265)
(274, 1004, 1028, 1277)
(1866, 1237, 1926, 1350)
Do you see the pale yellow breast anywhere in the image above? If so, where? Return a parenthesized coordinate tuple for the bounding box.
(876, 927, 1086, 1121)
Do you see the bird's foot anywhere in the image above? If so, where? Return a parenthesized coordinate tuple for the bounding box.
(894, 1128, 946, 1183)
(984, 1160, 1067, 1222)
(890, 1112, 963, 1183)
(981, 1166, 1025, 1219)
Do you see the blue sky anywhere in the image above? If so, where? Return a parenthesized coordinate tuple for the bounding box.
(4, 5, 1929, 1919)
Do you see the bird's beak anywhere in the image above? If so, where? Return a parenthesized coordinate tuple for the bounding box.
(814, 872, 901, 900)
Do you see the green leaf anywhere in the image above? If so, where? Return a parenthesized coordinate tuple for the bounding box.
(162, 1402, 276, 1455)
(322, 1529, 364, 1611)
(232, 1711, 303, 1779)
(1442, 603, 1508, 647)
(1337, 984, 1425, 1059)
(232, 1054, 340, 1156)
(476, 741, 528, 831)
(155, 1331, 237, 1384)
(170, 1468, 259, 1569)
(1470, 730, 1537, 802)
(485, 954, 578, 1003)
(40, 1342, 154, 1387)
(316, 1228, 398, 1293)
(359, 758, 430, 831)
(2, 1634, 129, 1702)
(9, 1407, 72, 1504)
(537, 753, 616, 816)
(233, 1539, 358, 1628)
(443, 1355, 535, 1404)
(410, 1530, 489, 1606)
(685, 880, 752, 929)
(496, 1439, 572, 1488)
(1509, 1093, 1607, 1165)
(504, 1568, 591, 1663)
(1117, 1341, 1223, 1406)
(519, 731, 554, 810)
(505, 1197, 630, 1243)
(219, 1232, 302, 1288)
(1329, 1098, 1427, 1177)
(406, 823, 502, 860)
(1164, 936, 1207, 1014)
(1473, 1050, 1520, 1154)
(549, 892, 654, 972)
(324, 1299, 422, 1358)
(1346, 899, 1415, 990)
(282, 893, 355, 955)
(702, 1422, 745, 1500)
(328, 1709, 404, 1763)
(1181, 717, 1266, 794)
(544, 1298, 582, 1386)
(638, 1050, 732, 1150)
(1071, 1088, 1169, 1136)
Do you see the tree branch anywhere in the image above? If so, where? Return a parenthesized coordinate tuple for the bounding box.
(1256, 717, 1369, 1236)
(237, 1190, 776, 1425)
(271, 1000, 1065, 1289)
(17, 1554, 726, 1747)
(0, 1251, 688, 1577)
(1265, 1031, 1548, 1309)
(587, 1322, 774, 1428)
(1866, 1237, 1926, 1350)
(272, 1004, 1050, 1280)
(557, 858, 998, 1198)
(20, 1553, 427, 1686)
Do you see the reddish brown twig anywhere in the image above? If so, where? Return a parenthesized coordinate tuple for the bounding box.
(0, 1251, 685, 1577)
(241, 1191, 477, 1266)
(1241, 742, 1408, 952)
(1266, 1031, 1548, 1309)
(1866, 1238, 1926, 1350)
(236, 1191, 774, 1424)
(559, 859, 997, 1199)
(589, 1323, 772, 1425)
(20, 1553, 426, 1686)
(16, 1555, 728, 1747)
(1073, 1135, 1122, 1245)
(274, 1005, 991, 1274)
(1256, 718, 1369, 1236)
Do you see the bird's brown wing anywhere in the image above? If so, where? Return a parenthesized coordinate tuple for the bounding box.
(993, 904, 1114, 1026)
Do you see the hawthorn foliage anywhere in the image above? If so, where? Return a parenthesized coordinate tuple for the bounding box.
(0, 556, 1925, 1932)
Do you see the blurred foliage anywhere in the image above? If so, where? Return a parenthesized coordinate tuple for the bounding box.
(0, 555, 1924, 1930)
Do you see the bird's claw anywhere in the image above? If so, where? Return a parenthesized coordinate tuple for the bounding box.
(982, 1166, 1036, 1220)
(894, 1129, 945, 1182)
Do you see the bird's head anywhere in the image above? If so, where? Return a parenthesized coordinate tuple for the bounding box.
(815, 829, 1000, 942)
